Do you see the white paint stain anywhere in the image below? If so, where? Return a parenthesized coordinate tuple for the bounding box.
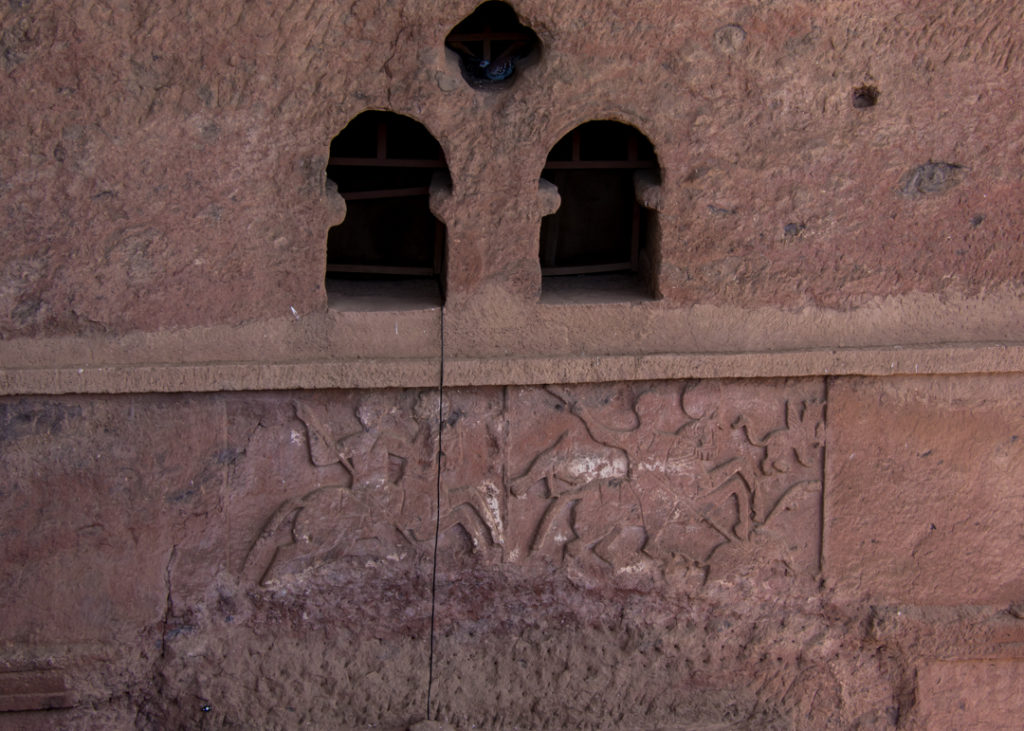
(482, 481, 504, 544)
(565, 455, 627, 481)
(636, 459, 705, 476)
(617, 562, 648, 575)
(289, 429, 304, 445)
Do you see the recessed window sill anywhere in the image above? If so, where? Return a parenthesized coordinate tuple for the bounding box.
(326, 277, 442, 312)
(540, 272, 653, 305)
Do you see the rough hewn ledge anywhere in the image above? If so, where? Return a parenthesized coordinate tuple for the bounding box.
(3, 288, 1023, 394)
(2, 343, 1022, 395)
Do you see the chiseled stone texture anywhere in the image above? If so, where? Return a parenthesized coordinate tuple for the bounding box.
(825, 374, 1024, 605)
(915, 660, 1024, 729)
(0, 379, 914, 728)
(0, 396, 225, 645)
(5, 377, 1024, 726)
(1, 0, 1023, 343)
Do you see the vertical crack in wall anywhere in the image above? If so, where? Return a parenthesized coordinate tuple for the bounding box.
(159, 544, 178, 659)
(426, 305, 445, 718)
(819, 376, 830, 578)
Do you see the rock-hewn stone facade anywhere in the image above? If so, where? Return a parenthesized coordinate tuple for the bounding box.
(2, 1, 1023, 728)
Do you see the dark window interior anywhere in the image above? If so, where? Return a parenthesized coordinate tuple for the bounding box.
(445, 1, 540, 89)
(325, 112, 447, 284)
(540, 121, 658, 290)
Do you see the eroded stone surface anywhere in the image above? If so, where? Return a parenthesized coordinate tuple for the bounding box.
(0, 396, 225, 644)
(1, 0, 1022, 353)
(0, 380, 845, 728)
(2, 379, 1024, 726)
(427, 378, 842, 727)
(915, 660, 1024, 729)
(825, 375, 1024, 605)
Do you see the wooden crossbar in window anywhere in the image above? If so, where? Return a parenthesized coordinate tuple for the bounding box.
(540, 261, 635, 276)
(447, 31, 534, 43)
(328, 157, 445, 168)
(339, 187, 430, 201)
(543, 160, 657, 170)
(326, 263, 436, 275)
(545, 127, 656, 170)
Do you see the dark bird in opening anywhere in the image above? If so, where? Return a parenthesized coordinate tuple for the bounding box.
(448, 40, 529, 83)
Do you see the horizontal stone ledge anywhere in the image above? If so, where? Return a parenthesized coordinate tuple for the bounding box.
(1, 343, 1022, 395)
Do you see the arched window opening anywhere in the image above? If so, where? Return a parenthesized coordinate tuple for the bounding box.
(445, 1, 540, 90)
(539, 121, 659, 299)
(325, 111, 448, 307)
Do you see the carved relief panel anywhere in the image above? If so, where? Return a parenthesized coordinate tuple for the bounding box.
(504, 380, 825, 582)
(239, 380, 824, 588)
(237, 390, 440, 586)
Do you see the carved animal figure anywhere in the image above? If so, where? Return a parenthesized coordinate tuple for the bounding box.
(558, 385, 745, 568)
(242, 400, 419, 585)
(509, 428, 629, 561)
(244, 484, 383, 586)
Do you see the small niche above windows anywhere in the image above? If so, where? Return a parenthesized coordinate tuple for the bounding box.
(325, 111, 449, 309)
(539, 121, 660, 302)
(445, 1, 540, 90)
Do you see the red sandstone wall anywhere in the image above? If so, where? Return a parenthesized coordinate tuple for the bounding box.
(3, 378, 1024, 728)
(3, 0, 1024, 728)
(1, 0, 1022, 353)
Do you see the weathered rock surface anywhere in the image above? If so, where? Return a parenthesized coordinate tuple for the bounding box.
(916, 660, 1024, 729)
(826, 375, 1024, 605)
(1, 0, 1022, 361)
(0, 377, 1020, 727)
(3, 0, 1024, 728)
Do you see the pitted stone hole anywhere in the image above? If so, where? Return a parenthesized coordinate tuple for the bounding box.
(324, 111, 449, 309)
(539, 121, 660, 302)
(445, 1, 540, 90)
(852, 84, 880, 108)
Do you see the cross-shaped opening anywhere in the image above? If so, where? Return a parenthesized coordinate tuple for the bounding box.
(445, 1, 540, 89)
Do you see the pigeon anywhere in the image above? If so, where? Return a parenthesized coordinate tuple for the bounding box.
(449, 40, 528, 84)
(478, 51, 516, 81)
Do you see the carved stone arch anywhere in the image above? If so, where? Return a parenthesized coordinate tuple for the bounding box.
(537, 119, 663, 300)
(324, 110, 453, 306)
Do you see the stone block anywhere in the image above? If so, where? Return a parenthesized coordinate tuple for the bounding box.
(825, 375, 1024, 604)
(146, 389, 438, 729)
(429, 379, 835, 728)
(0, 395, 227, 644)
